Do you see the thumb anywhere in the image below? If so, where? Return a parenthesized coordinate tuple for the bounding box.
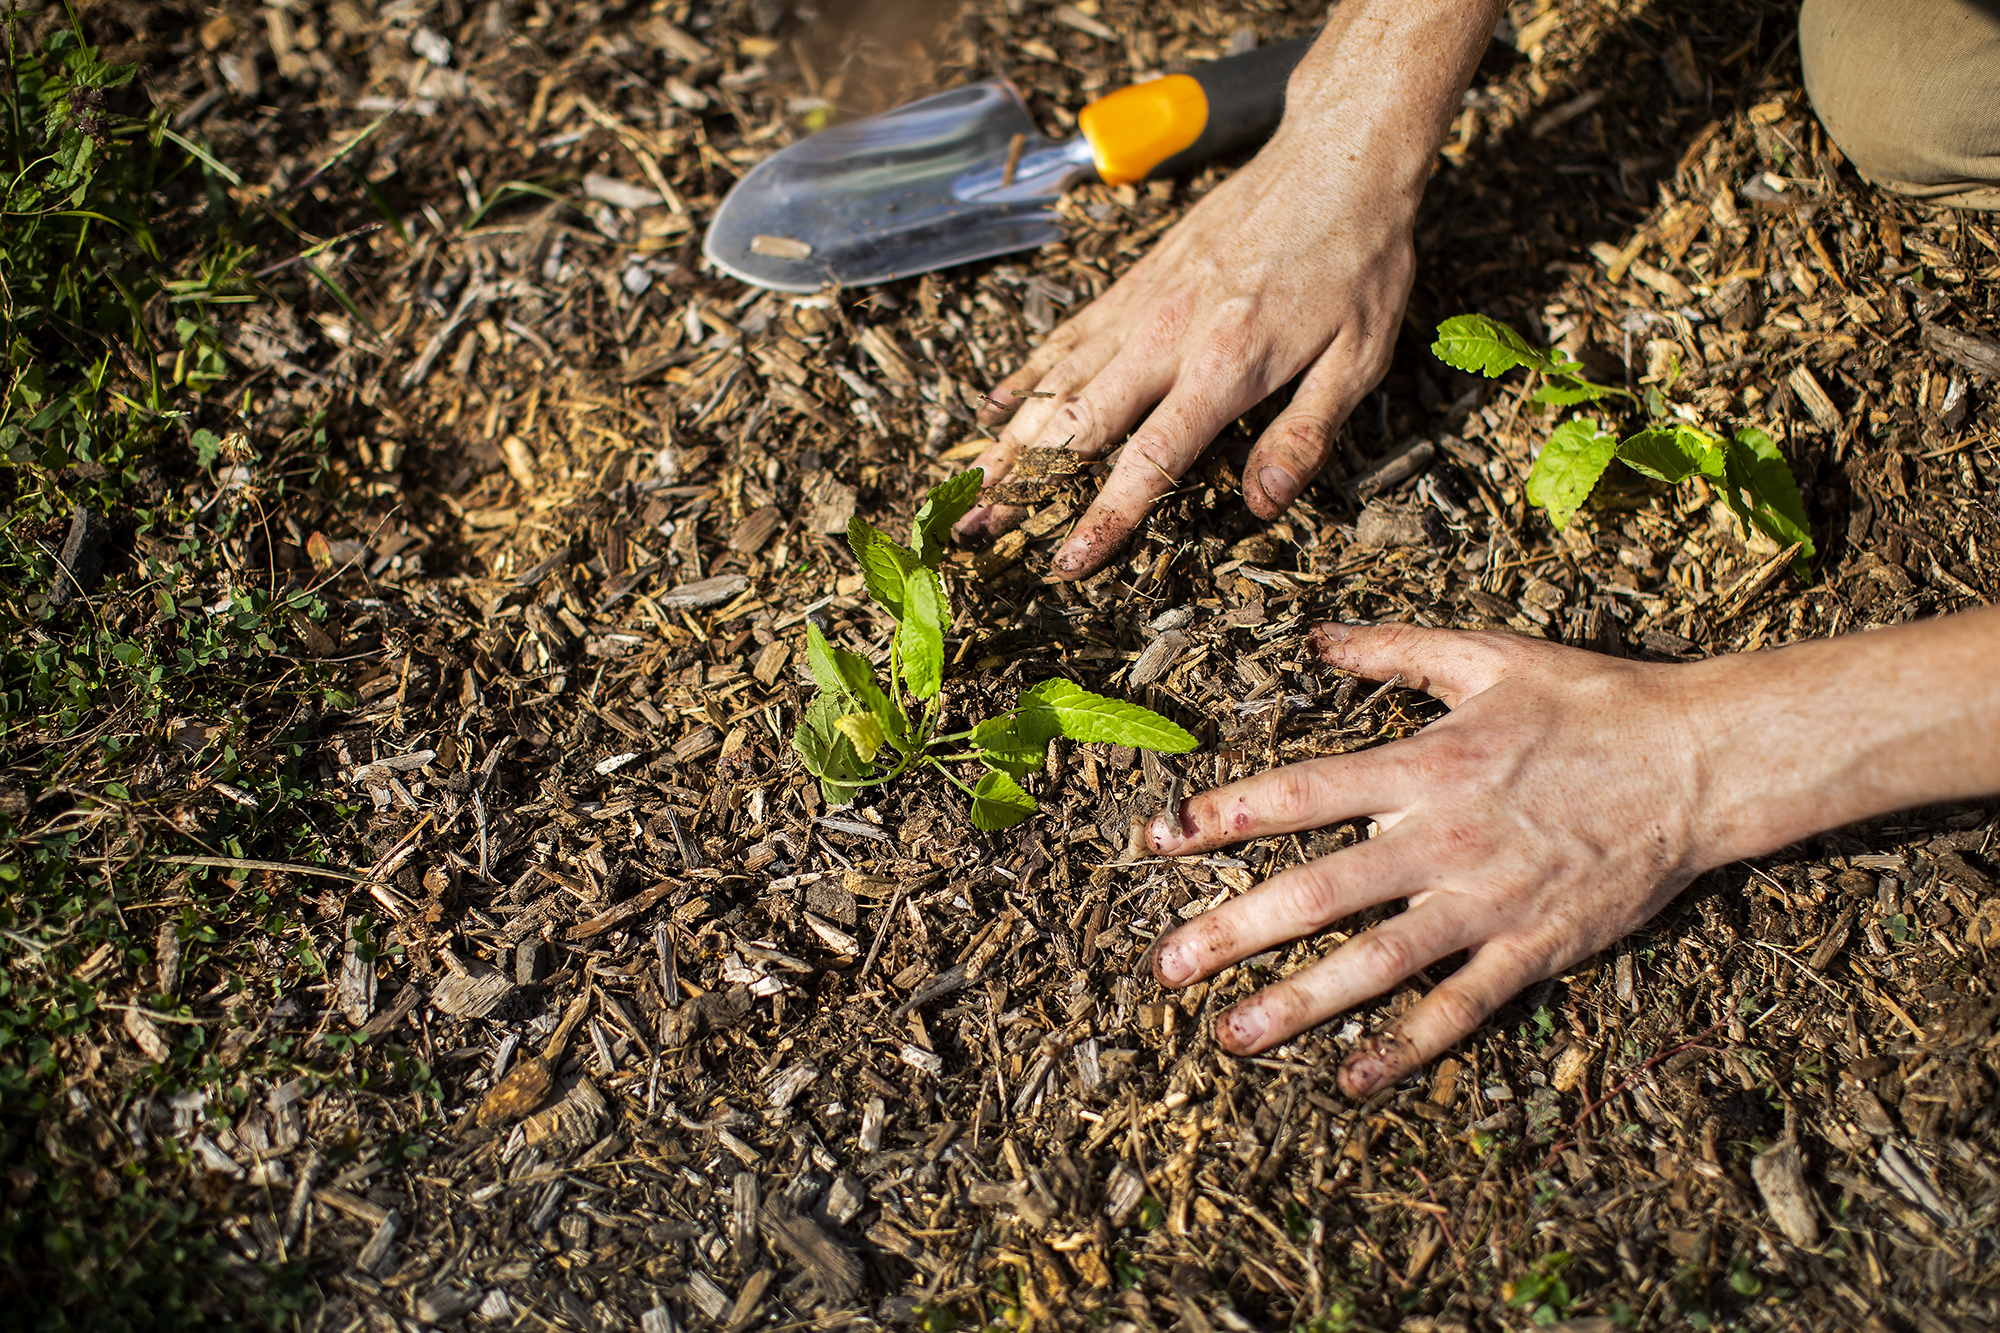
(1311, 621, 1521, 709)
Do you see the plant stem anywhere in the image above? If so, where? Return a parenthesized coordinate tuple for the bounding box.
(925, 756, 982, 801)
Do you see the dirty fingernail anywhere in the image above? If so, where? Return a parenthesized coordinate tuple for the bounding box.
(1340, 1054, 1388, 1097)
(1310, 622, 1351, 651)
(1258, 464, 1299, 507)
(1218, 1004, 1267, 1051)
(1053, 538, 1087, 575)
(1147, 808, 1183, 853)
(1154, 938, 1195, 986)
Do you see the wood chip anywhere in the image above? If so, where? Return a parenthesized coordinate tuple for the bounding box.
(749, 234, 812, 260)
(1922, 322, 2000, 379)
(1787, 365, 1842, 431)
(656, 574, 750, 609)
(1050, 4, 1117, 40)
(124, 1006, 171, 1063)
(1751, 1139, 1820, 1246)
(431, 967, 515, 1018)
(729, 505, 783, 554)
(522, 1076, 608, 1151)
(1628, 259, 1694, 306)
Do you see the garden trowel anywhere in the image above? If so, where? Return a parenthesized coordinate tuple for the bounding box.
(704, 34, 1315, 292)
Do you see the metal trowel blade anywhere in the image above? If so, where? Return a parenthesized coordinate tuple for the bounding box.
(704, 81, 1078, 293)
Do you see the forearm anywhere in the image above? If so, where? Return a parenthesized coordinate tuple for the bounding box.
(1697, 606, 2000, 860)
(1278, 0, 1505, 196)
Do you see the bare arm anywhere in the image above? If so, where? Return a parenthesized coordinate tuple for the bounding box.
(1144, 609, 2000, 1096)
(959, 0, 1508, 575)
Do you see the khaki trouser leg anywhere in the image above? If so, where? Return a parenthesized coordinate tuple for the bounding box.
(1800, 0, 2000, 210)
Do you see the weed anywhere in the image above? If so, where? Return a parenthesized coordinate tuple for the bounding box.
(1503, 1250, 1574, 1324)
(794, 470, 1196, 830)
(1431, 314, 1814, 576)
(0, 7, 361, 1327)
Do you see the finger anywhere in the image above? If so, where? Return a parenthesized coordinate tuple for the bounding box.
(991, 335, 1133, 456)
(1242, 342, 1377, 517)
(1016, 314, 1189, 462)
(1308, 621, 1525, 708)
(1152, 832, 1415, 987)
(957, 344, 1130, 540)
(953, 436, 1030, 542)
(976, 319, 1094, 428)
(1144, 746, 1417, 858)
(1049, 374, 1249, 578)
(1336, 943, 1534, 1097)
(1210, 901, 1471, 1055)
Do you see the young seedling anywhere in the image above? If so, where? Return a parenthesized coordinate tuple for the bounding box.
(1431, 314, 1814, 576)
(793, 469, 1197, 831)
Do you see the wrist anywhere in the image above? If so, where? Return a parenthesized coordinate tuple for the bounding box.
(1274, 0, 1503, 190)
(1687, 609, 2000, 863)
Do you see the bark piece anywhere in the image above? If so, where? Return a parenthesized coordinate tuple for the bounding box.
(432, 966, 515, 1018)
(1751, 1139, 1820, 1246)
(1354, 502, 1445, 550)
(1922, 322, 2000, 379)
(521, 1076, 607, 1153)
(656, 574, 750, 610)
(761, 1200, 863, 1306)
(47, 506, 110, 609)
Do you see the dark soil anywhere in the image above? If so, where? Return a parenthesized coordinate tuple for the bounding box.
(24, 0, 2000, 1329)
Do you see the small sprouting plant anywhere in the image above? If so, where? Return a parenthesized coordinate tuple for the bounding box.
(1431, 315, 1814, 576)
(1503, 1250, 1575, 1324)
(793, 468, 1196, 831)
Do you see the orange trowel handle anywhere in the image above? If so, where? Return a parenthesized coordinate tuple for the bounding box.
(1076, 34, 1317, 186)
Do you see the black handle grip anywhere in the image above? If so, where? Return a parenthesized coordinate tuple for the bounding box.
(1151, 33, 1319, 180)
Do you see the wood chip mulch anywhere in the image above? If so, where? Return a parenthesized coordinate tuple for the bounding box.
(52, 0, 2000, 1328)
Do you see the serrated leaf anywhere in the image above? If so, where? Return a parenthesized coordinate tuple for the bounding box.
(795, 695, 865, 777)
(911, 468, 982, 568)
(969, 768, 1038, 832)
(1525, 418, 1619, 530)
(1431, 314, 1578, 379)
(833, 711, 887, 763)
(1614, 427, 1724, 485)
(829, 642, 909, 750)
(897, 565, 946, 700)
(1531, 376, 1629, 407)
(1021, 678, 1196, 752)
(805, 620, 841, 697)
(970, 706, 1063, 780)
(846, 517, 915, 620)
(1728, 428, 1815, 576)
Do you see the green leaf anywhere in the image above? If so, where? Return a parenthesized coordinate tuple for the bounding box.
(833, 712, 887, 763)
(846, 517, 916, 620)
(794, 694, 867, 805)
(970, 705, 1064, 780)
(1727, 428, 1815, 576)
(897, 565, 947, 700)
(1530, 375, 1630, 407)
(1525, 418, 1619, 530)
(1021, 678, 1196, 752)
(969, 768, 1038, 831)
(1431, 314, 1578, 379)
(911, 467, 982, 568)
(804, 621, 856, 708)
(1613, 427, 1724, 485)
(829, 642, 909, 749)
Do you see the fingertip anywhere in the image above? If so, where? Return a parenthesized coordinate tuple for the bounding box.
(1215, 1003, 1269, 1054)
(1337, 1030, 1417, 1098)
(1051, 520, 1125, 579)
(1144, 801, 1195, 854)
(1246, 462, 1301, 518)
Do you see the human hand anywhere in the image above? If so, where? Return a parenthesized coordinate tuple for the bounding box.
(1144, 621, 1722, 1098)
(955, 4, 1505, 578)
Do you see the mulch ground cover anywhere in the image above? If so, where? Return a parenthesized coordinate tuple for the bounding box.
(13, 0, 2000, 1328)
